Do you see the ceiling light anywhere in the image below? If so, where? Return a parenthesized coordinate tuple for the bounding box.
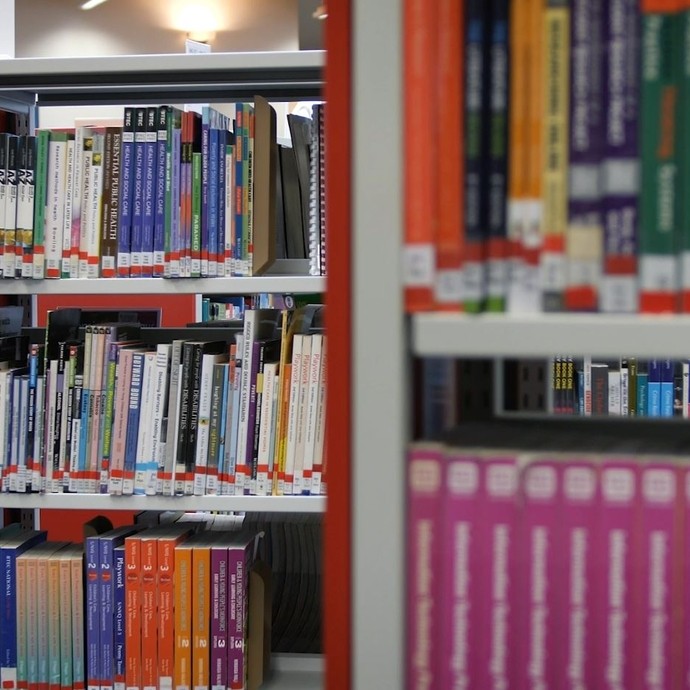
(313, 4, 327, 19)
(80, 0, 109, 9)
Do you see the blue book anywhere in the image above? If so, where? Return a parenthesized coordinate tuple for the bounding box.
(648, 359, 661, 417)
(124, 351, 145, 495)
(637, 371, 649, 417)
(113, 546, 126, 689)
(100, 527, 141, 690)
(577, 369, 585, 415)
(201, 107, 211, 277)
(85, 535, 101, 690)
(227, 344, 243, 488)
(153, 106, 168, 277)
(235, 106, 244, 275)
(209, 109, 220, 276)
(117, 107, 136, 277)
(217, 362, 230, 485)
(141, 107, 158, 278)
(661, 359, 674, 417)
(0, 530, 47, 689)
(130, 107, 147, 277)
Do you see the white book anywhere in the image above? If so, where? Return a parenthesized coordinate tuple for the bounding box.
(608, 370, 621, 416)
(78, 136, 94, 279)
(44, 361, 58, 492)
(235, 311, 262, 492)
(59, 358, 72, 490)
(17, 377, 29, 493)
(193, 351, 226, 496)
(69, 371, 83, 495)
(33, 376, 45, 491)
(284, 334, 305, 496)
(620, 359, 629, 417)
(0, 137, 8, 280)
(583, 355, 592, 416)
(268, 373, 280, 493)
(61, 138, 76, 278)
(134, 351, 156, 495)
(311, 337, 327, 496)
(17, 136, 36, 278)
(70, 127, 86, 278)
(86, 133, 104, 278)
(293, 335, 313, 495)
(45, 134, 68, 279)
(302, 334, 324, 495)
(9, 375, 21, 492)
(4, 137, 18, 279)
(150, 344, 171, 496)
(256, 362, 278, 496)
(161, 340, 184, 496)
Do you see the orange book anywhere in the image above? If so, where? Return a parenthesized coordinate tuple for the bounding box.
(158, 531, 192, 690)
(404, 0, 438, 312)
(124, 536, 142, 690)
(174, 542, 194, 690)
(434, 0, 464, 311)
(140, 536, 158, 690)
(192, 538, 213, 690)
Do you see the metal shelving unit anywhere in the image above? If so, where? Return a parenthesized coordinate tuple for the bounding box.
(413, 313, 690, 358)
(0, 50, 327, 690)
(0, 493, 325, 513)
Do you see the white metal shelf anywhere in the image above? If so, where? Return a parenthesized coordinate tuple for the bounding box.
(266, 654, 323, 690)
(413, 313, 690, 358)
(0, 493, 326, 513)
(0, 276, 325, 295)
(0, 51, 324, 106)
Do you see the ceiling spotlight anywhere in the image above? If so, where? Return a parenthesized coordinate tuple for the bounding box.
(81, 0, 109, 9)
(313, 4, 327, 19)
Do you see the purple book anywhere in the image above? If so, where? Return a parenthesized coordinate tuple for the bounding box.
(517, 459, 560, 690)
(210, 543, 228, 690)
(227, 534, 254, 690)
(559, 460, 598, 690)
(141, 107, 157, 278)
(639, 464, 677, 690)
(85, 536, 100, 690)
(600, 0, 640, 312)
(406, 447, 443, 690)
(441, 453, 479, 689)
(596, 460, 639, 690)
(113, 546, 126, 690)
(130, 107, 146, 277)
(566, 0, 604, 312)
(474, 456, 518, 690)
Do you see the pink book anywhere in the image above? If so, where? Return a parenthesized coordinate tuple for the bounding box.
(558, 459, 598, 690)
(406, 445, 443, 690)
(639, 463, 679, 690)
(474, 453, 519, 690)
(440, 452, 479, 689)
(517, 458, 561, 690)
(596, 460, 640, 690)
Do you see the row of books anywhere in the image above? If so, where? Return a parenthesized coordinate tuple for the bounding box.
(0, 100, 326, 281)
(198, 293, 323, 324)
(550, 356, 690, 417)
(407, 422, 690, 689)
(404, 0, 690, 315)
(0, 306, 327, 496)
(0, 516, 267, 690)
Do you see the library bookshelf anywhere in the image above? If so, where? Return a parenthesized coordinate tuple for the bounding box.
(0, 48, 328, 690)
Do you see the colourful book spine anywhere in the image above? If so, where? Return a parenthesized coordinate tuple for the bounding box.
(4, 134, 19, 279)
(15, 554, 27, 690)
(140, 537, 158, 690)
(434, 0, 464, 310)
(406, 447, 443, 690)
(192, 542, 211, 690)
(60, 136, 75, 278)
(141, 107, 157, 278)
(639, 0, 682, 312)
(123, 351, 144, 496)
(45, 132, 68, 280)
(486, 0, 510, 312)
(234, 108, 243, 276)
(153, 106, 168, 277)
(58, 550, 73, 690)
(130, 107, 146, 278)
(403, 0, 437, 310)
(191, 152, 202, 278)
(596, 461, 639, 689)
(216, 125, 226, 277)
(101, 128, 121, 279)
(18, 135, 36, 278)
(565, 0, 604, 312)
(208, 110, 219, 278)
(661, 358, 674, 416)
(601, 0, 640, 312)
(112, 547, 126, 690)
(169, 113, 182, 277)
(85, 536, 101, 690)
(32, 130, 49, 280)
(47, 552, 61, 690)
(124, 536, 142, 690)
(117, 108, 135, 277)
(679, 0, 690, 311)
(70, 549, 85, 690)
(174, 544, 193, 690)
(210, 543, 228, 690)
(200, 107, 210, 277)
(227, 542, 250, 690)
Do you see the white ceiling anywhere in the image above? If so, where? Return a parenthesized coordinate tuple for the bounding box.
(15, 0, 322, 58)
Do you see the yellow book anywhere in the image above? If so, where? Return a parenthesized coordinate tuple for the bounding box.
(192, 538, 213, 690)
(174, 541, 194, 690)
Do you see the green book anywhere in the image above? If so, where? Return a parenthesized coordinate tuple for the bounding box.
(32, 129, 50, 279)
(639, 4, 682, 312)
(191, 151, 202, 278)
(678, 5, 690, 310)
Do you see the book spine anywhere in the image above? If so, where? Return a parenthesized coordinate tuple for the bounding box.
(133, 353, 155, 496)
(403, 0, 437, 310)
(85, 536, 100, 690)
(101, 128, 121, 278)
(486, 0, 510, 312)
(601, 0, 640, 312)
(149, 344, 170, 495)
(70, 551, 85, 690)
(130, 108, 146, 277)
(88, 133, 105, 278)
(100, 343, 119, 491)
(45, 133, 68, 280)
(99, 539, 116, 690)
(124, 537, 141, 690)
(245, 108, 254, 276)
(565, 0, 604, 312)
(173, 547, 192, 690)
(60, 137, 75, 278)
(58, 555, 73, 690)
(192, 545, 210, 690)
(153, 106, 167, 277)
(208, 112, 219, 277)
(118, 109, 135, 277)
(113, 547, 126, 690)
(19, 136, 36, 278)
(141, 107, 157, 277)
(140, 539, 157, 690)
(227, 546, 249, 690)
(170, 116, 182, 277)
(123, 352, 144, 496)
(4, 134, 19, 279)
(200, 108, 210, 277)
(157, 539, 176, 690)
(210, 548, 227, 690)
(191, 152, 202, 278)
(216, 126, 226, 277)
(32, 130, 49, 279)
(406, 447, 443, 690)
(205, 363, 225, 496)
(639, 1, 681, 312)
